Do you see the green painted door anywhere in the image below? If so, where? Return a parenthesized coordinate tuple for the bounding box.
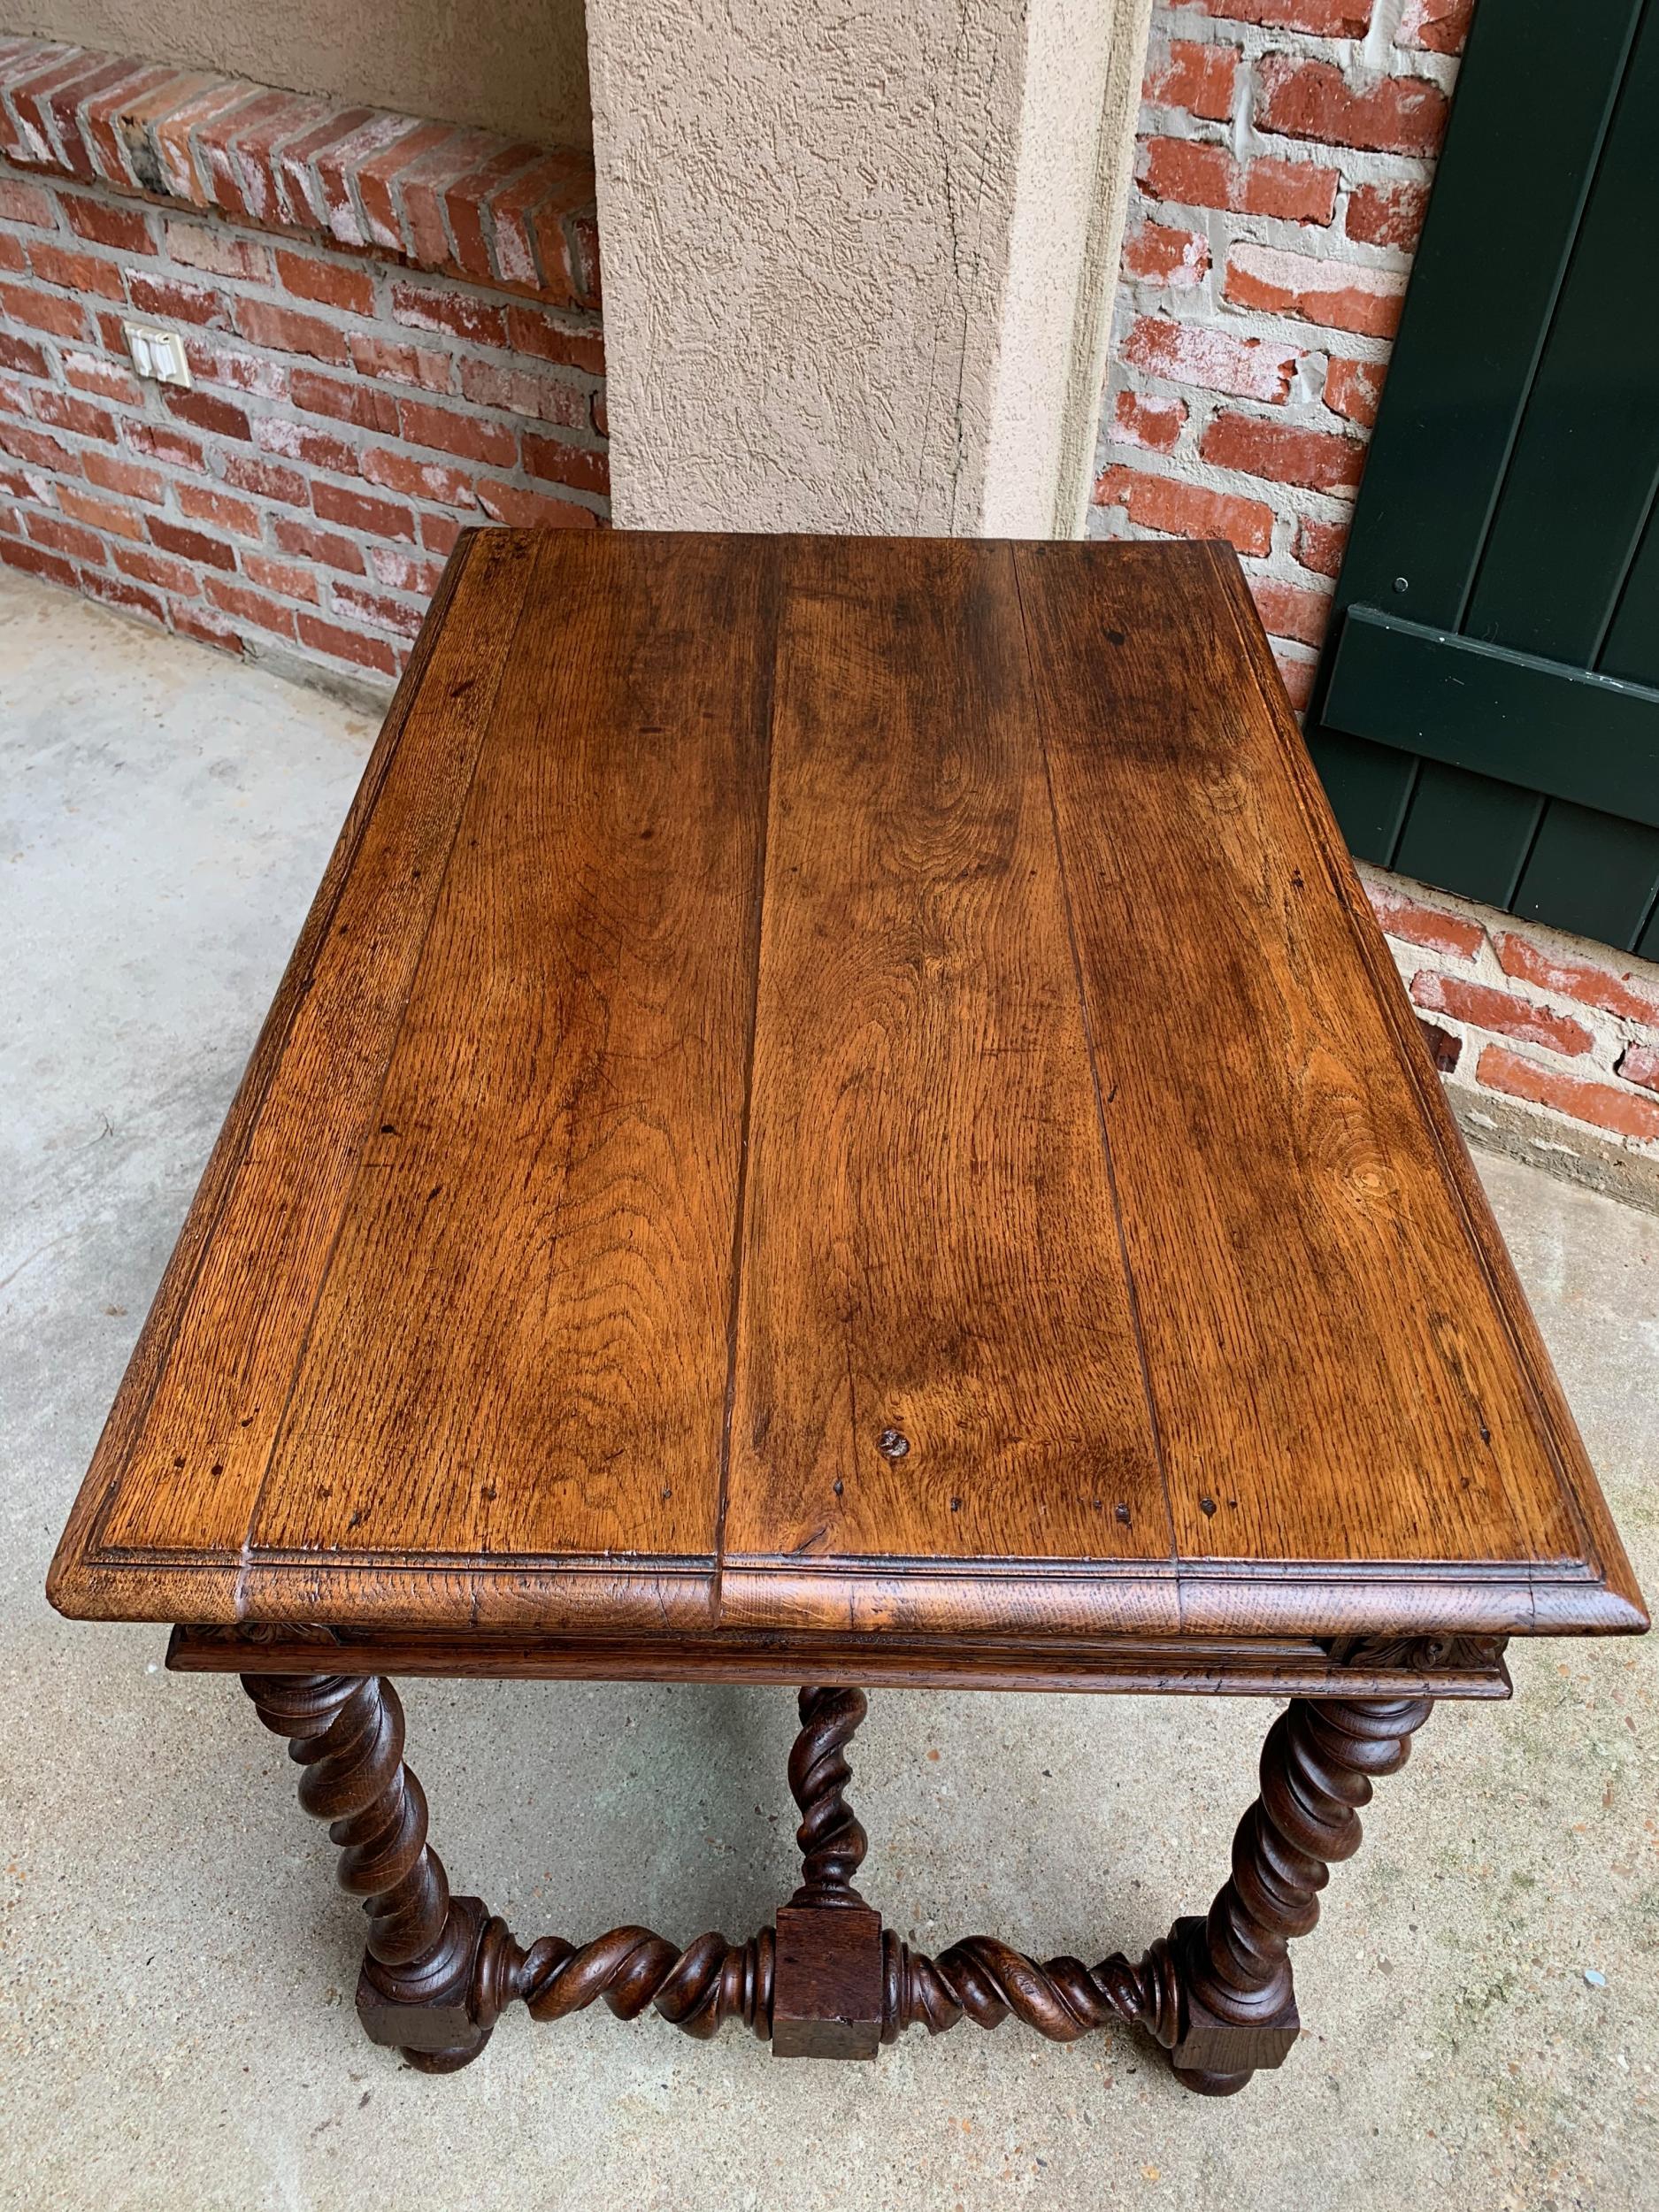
(1308, 0, 1659, 958)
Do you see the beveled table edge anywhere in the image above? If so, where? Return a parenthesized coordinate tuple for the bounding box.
(1200, 549, 1648, 1640)
(47, 1547, 1647, 1640)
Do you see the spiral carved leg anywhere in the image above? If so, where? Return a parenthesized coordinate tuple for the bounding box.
(878, 1694, 1432, 2093)
(465, 1918, 774, 2043)
(788, 1686, 870, 1907)
(241, 1674, 798, 2062)
(1164, 1693, 1434, 2094)
(242, 1673, 492, 2070)
(462, 1683, 874, 2055)
(239, 1675, 1431, 2086)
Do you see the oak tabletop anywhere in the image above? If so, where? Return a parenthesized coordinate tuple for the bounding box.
(48, 530, 1646, 1647)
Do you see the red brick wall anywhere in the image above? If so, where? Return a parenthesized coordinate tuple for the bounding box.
(1363, 869, 1659, 1178)
(0, 35, 604, 688)
(1093, 0, 1464, 704)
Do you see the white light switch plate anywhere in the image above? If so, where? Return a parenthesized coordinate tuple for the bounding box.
(121, 321, 192, 388)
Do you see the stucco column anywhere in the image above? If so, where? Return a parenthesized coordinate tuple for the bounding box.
(585, 0, 1152, 537)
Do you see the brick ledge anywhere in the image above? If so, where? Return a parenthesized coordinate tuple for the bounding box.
(0, 34, 597, 313)
(1450, 1081, 1659, 1219)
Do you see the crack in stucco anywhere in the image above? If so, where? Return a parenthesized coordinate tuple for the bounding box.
(946, 0, 1042, 534)
(912, 0, 983, 532)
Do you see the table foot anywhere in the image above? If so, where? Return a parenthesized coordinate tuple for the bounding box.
(242, 1675, 494, 2070)
(1161, 1693, 1434, 2093)
(1171, 2067, 1252, 2097)
(239, 1675, 1431, 2088)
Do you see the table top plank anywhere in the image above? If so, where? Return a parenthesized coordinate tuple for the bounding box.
(723, 535, 1171, 1571)
(251, 532, 776, 1571)
(1014, 541, 1586, 1574)
(91, 530, 540, 1570)
(48, 531, 1646, 1647)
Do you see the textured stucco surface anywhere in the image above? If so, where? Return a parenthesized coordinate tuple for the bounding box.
(3, 0, 594, 149)
(588, 0, 1150, 534)
(3, 571, 1657, 2209)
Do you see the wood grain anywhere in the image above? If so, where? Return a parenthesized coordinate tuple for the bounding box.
(68, 530, 537, 1573)
(725, 534, 1169, 1569)
(171, 1624, 1515, 1699)
(251, 531, 775, 1571)
(48, 531, 1647, 1650)
(1014, 540, 1589, 1574)
(1206, 548, 1647, 1630)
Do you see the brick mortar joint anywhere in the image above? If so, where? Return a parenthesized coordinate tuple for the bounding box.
(1140, 13, 1462, 72)
(2, 213, 603, 365)
(2, 220, 607, 411)
(1095, 0, 1471, 608)
(2, 375, 609, 534)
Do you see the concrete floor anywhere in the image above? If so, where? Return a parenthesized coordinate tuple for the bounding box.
(1, 565, 1655, 2212)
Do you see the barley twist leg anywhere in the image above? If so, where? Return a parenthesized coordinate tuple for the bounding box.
(1168, 1693, 1434, 2093)
(242, 1673, 489, 2070)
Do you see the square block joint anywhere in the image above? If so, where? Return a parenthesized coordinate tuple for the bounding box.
(1168, 1916, 1301, 2076)
(354, 1893, 488, 2055)
(772, 1904, 884, 2062)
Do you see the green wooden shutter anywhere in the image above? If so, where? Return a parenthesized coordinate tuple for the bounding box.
(1308, 0, 1659, 959)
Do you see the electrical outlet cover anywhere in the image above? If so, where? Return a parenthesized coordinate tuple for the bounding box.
(121, 321, 192, 388)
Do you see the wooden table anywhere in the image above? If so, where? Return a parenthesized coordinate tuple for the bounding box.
(49, 530, 1646, 2091)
